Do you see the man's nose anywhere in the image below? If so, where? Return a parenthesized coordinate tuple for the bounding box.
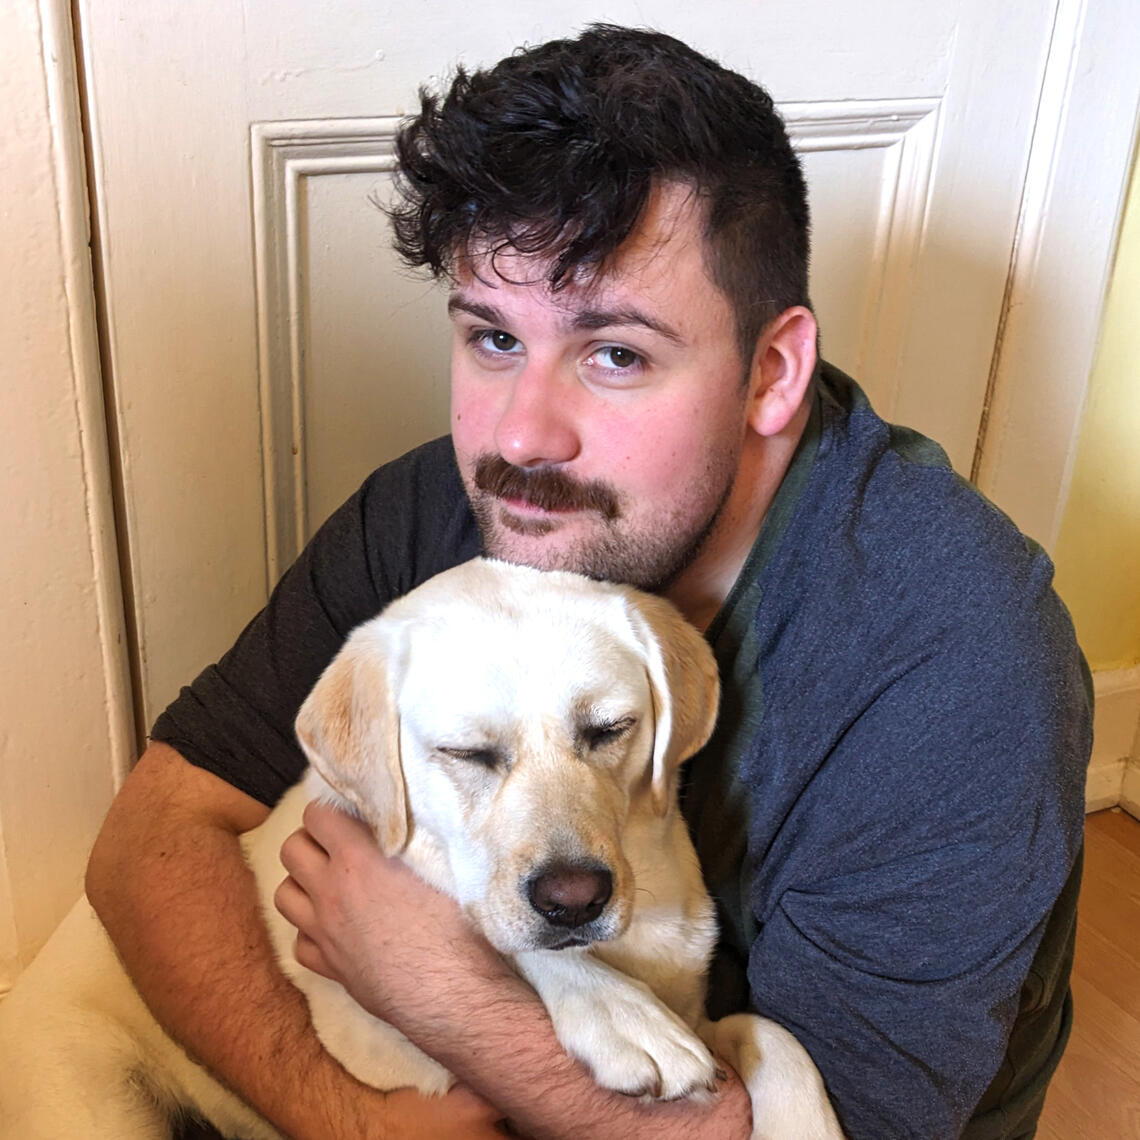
(493, 360, 581, 468)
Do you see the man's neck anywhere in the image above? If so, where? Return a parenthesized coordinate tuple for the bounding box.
(665, 397, 813, 631)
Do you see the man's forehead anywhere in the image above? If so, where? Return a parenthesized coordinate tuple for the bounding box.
(448, 249, 633, 307)
(446, 182, 707, 315)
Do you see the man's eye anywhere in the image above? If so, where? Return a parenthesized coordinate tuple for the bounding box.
(478, 330, 519, 353)
(593, 345, 643, 371)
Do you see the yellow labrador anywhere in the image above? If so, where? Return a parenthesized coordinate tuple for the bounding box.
(0, 559, 840, 1139)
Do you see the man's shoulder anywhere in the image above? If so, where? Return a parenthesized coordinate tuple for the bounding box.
(801, 365, 1056, 626)
(358, 434, 465, 505)
(757, 366, 1090, 764)
(747, 366, 1089, 841)
(340, 434, 479, 594)
(354, 435, 472, 544)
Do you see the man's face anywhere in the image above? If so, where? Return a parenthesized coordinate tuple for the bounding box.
(449, 184, 753, 591)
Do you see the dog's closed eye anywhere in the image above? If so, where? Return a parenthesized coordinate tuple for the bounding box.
(579, 716, 638, 751)
(438, 746, 501, 768)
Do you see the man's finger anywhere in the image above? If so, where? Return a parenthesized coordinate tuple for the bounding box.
(273, 873, 316, 929)
(279, 824, 330, 880)
(300, 798, 372, 848)
(293, 931, 337, 980)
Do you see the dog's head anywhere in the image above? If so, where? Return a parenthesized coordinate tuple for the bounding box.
(294, 558, 719, 954)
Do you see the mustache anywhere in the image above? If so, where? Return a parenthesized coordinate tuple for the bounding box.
(473, 455, 621, 521)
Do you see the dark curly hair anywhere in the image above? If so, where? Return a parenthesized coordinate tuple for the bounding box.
(389, 24, 810, 361)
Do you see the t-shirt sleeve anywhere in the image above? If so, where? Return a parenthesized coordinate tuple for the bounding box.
(743, 566, 1090, 1139)
(150, 437, 478, 806)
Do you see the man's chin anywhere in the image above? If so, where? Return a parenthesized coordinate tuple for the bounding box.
(480, 532, 583, 575)
(476, 503, 591, 567)
(478, 528, 657, 589)
(472, 496, 708, 590)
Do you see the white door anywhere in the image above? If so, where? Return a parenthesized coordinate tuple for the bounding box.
(73, 0, 1075, 727)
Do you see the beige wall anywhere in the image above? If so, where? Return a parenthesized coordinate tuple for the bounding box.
(0, 0, 133, 989)
(1053, 142, 1140, 673)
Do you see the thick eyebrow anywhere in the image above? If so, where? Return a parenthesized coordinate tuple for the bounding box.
(570, 307, 684, 346)
(447, 295, 507, 326)
(447, 293, 684, 346)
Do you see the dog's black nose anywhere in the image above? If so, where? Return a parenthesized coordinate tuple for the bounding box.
(527, 863, 613, 929)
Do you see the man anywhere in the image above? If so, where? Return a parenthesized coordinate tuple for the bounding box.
(86, 25, 1090, 1140)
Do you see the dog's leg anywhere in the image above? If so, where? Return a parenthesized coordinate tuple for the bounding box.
(700, 1014, 845, 1140)
(514, 948, 718, 1101)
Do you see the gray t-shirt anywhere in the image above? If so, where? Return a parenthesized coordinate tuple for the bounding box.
(154, 362, 1091, 1139)
(682, 367, 1089, 1139)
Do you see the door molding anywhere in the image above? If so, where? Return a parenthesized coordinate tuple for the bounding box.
(973, 0, 1140, 550)
(251, 118, 403, 586)
(783, 99, 942, 422)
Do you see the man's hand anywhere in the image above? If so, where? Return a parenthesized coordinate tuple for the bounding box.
(276, 800, 514, 1021)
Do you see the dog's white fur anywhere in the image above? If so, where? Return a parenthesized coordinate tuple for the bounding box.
(0, 559, 841, 1139)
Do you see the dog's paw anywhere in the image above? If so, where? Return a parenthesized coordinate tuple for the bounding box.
(549, 980, 718, 1100)
(703, 1013, 845, 1140)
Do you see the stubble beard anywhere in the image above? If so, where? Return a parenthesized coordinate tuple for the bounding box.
(465, 450, 739, 593)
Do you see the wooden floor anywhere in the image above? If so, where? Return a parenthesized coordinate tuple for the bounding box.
(1037, 808, 1140, 1139)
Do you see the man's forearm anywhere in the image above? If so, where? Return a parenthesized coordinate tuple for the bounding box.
(86, 745, 418, 1140)
(383, 948, 752, 1140)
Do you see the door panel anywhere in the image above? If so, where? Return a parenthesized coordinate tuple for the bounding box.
(76, 0, 1056, 724)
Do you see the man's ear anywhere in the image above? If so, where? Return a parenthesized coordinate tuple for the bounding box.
(294, 626, 408, 855)
(747, 306, 818, 438)
(622, 592, 721, 815)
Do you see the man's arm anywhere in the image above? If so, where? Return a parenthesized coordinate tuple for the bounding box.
(86, 742, 505, 1140)
(277, 800, 755, 1140)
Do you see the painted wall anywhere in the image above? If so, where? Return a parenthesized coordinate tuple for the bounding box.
(0, 0, 132, 990)
(1053, 143, 1140, 673)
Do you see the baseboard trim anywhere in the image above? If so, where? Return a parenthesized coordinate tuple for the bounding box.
(1086, 757, 1127, 814)
(1121, 759, 1140, 818)
(1086, 666, 1140, 816)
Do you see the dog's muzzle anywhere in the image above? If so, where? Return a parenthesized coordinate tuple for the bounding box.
(526, 861, 613, 934)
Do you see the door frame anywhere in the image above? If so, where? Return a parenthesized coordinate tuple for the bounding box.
(973, 0, 1140, 550)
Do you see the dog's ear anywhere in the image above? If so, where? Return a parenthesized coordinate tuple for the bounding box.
(294, 630, 408, 855)
(623, 592, 720, 815)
